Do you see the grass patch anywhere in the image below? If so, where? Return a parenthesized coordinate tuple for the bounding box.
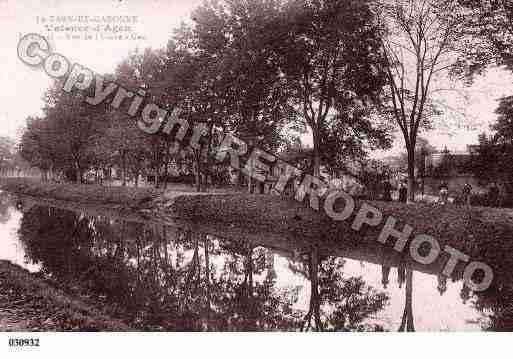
(0, 178, 160, 209)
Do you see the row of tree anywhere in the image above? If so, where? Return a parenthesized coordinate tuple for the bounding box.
(17, 0, 513, 200)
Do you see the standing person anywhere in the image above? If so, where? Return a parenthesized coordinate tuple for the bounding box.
(382, 179, 392, 202)
(399, 181, 408, 203)
(439, 181, 449, 205)
(462, 182, 472, 206)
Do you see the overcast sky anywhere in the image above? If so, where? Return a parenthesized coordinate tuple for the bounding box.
(1, 0, 513, 156)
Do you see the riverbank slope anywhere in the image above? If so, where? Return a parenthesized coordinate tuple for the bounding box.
(0, 261, 128, 331)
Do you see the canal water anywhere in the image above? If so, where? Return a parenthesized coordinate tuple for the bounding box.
(0, 191, 509, 331)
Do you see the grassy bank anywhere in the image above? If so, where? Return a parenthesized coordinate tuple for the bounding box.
(0, 178, 160, 209)
(0, 178, 323, 228)
(167, 190, 513, 279)
(0, 261, 128, 331)
(167, 188, 513, 238)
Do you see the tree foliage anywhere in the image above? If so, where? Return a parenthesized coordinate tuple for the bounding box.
(277, 0, 391, 177)
(454, 0, 513, 80)
(19, 0, 394, 189)
(466, 98, 513, 202)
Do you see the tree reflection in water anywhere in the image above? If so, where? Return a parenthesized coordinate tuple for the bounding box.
(459, 233, 513, 331)
(16, 205, 390, 331)
(398, 268, 414, 332)
(288, 245, 389, 332)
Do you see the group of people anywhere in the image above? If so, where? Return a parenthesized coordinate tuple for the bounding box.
(381, 179, 484, 205)
(382, 180, 409, 203)
(433, 181, 473, 205)
(440, 182, 504, 206)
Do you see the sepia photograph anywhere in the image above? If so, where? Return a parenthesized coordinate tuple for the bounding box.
(0, 0, 513, 356)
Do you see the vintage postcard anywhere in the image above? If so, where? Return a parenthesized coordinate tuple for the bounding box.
(0, 0, 512, 356)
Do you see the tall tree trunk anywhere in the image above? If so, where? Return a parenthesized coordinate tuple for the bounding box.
(194, 151, 202, 193)
(75, 163, 82, 184)
(206, 124, 214, 192)
(305, 129, 321, 209)
(153, 142, 160, 188)
(115, 222, 126, 264)
(163, 144, 170, 190)
(407, 148, 416, 203)
(121, 151, 127, 187)
(313, 130, 321, 178)
(134, 169, 140, 188)
(236, 170, 242, 187)
(154, 164, 159, 188)
(247, 173, 252, 194)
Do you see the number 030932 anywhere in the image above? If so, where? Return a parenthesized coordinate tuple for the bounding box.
(8, 338, 40, 347)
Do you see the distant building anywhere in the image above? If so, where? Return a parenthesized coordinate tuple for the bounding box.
(423, 145, 488, 195)
(426, 146, 474, 173)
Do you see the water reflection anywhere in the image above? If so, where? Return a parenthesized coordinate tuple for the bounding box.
(13, 201, 390, 331)
(1, 192, 512, 331)
(286, 246, 389, 331)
